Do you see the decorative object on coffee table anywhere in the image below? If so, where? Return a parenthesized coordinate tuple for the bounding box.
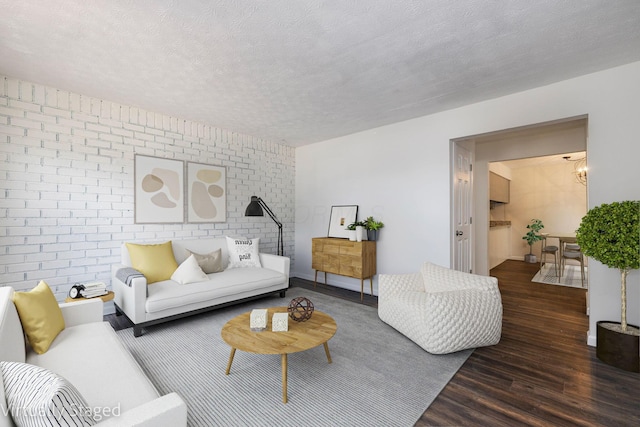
(250, 309, 267, 331)
(288, 297, 314, 322)
(272, 312, 289, 331)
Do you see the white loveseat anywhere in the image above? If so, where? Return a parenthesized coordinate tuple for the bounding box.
(0, 286, 187, 426)
(378, 262, 503, 354)
(112, 237, 290, 337)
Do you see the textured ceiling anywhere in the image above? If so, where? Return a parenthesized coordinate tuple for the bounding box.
(1, 1, 640, 147)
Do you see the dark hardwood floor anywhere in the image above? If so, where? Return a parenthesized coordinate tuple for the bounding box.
(106, 261, 639, 426)
(418, 260, 639, 427)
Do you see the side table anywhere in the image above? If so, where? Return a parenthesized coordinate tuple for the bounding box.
(65, 290, 115, 304)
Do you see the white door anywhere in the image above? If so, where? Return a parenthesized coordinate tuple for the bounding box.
(453, 143, 473, 273)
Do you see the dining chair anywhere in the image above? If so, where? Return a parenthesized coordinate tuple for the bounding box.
(560, 241, 585, 287)
(539, 235, 559, 277)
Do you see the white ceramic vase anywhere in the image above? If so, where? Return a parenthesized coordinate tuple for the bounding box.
(356, 226, 365, 242)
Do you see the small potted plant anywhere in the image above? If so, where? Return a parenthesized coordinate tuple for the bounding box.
(346, 222, 357, 241)
(576, 200, 639, 372)
(522, 219, 544, 263)
(364, 216, 384, 241)
(347, 221, 367, 242)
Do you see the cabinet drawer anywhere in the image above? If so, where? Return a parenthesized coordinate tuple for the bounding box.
(340, 244, 362, 256)
(340, 264, 363, 278)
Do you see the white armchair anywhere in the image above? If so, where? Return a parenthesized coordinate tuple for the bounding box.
(378, 262, 503, 354)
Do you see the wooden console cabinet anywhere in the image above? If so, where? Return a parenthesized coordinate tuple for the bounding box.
(311, 237, 377, 301)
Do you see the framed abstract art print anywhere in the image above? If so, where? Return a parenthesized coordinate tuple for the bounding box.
(134, 155, 184, 223)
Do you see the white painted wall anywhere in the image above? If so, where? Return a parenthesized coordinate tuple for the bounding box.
(506, 162, 587, 259)
(295, 61, 640, 346)
(489, 162, 512, 180)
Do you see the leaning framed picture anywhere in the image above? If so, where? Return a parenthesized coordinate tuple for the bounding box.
(134, 155, 184, 223)
(187, 162, 226, 223)
(327, 205, 358, 238)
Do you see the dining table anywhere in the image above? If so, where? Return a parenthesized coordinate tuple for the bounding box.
(540, 232, 577, 263)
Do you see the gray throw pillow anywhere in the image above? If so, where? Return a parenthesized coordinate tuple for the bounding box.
(187, 248, 224, 273)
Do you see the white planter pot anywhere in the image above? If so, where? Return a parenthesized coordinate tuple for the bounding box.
(356, 226, 365, 242)
(348, 230, 357, 241)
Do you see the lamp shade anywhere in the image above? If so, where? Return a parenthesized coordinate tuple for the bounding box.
(245, 196, 264, 216)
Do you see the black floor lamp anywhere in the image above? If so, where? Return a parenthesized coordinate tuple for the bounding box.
(244, 196, 283, 256)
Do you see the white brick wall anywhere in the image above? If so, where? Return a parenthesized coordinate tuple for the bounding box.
(0, 75, 295, 309)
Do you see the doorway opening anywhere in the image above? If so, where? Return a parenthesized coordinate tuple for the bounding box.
(488, 151, 588, 290)
(451, 115, 588, 276)
(489, 151, 588, 267)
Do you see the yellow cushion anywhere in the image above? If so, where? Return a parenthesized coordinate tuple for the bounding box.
(126, 241, 179, 284)
(12, 280, 65, 354)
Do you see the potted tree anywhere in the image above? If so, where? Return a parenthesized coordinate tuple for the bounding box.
(364, 216, 384, 241)
(576, 200, 639, 372)
(522, 219, 544, 263)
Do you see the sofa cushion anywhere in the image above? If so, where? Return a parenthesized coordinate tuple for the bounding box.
(0, 361, 96, 426)
(226, 237, 261, 268)
(126, 241, 179, 284)
(0, 287, 26, 363)
(171, 254, 208, 285)
(12, 281, 65, 355)
(26, 322, 159, 414)
(0, 371, 8, 427)
(187, 248, 224, 273)
(145, 268, 285, 313)
(420, 262, 496, 293)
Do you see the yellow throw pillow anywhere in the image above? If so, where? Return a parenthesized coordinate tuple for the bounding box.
(12, 280, 65, 354)
(126, 241, 179, 284)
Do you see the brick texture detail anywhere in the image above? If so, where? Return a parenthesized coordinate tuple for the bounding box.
(0, 75, 295, 306)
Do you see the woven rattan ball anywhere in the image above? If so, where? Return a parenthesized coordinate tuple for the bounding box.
(287, 297, 314, 322)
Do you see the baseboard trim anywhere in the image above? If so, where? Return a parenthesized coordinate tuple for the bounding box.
(295, 272, 378, 296)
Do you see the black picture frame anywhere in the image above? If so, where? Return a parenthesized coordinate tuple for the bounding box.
(327, 205, 358, 238)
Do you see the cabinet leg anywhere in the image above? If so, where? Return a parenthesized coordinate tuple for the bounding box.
(314, 270, 317, 288)
(360, 279, 364, 302)
(370, 277, 373, 297)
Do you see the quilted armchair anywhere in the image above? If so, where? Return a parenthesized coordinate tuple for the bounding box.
(378, 262, 503, 354)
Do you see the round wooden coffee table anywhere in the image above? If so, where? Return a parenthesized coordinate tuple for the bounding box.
(221, 307, 337, 403)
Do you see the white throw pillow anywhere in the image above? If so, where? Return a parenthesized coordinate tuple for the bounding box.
(226, 236, 261, 268)
(0, 361, 96, 427)
(171, 254, 209, 285)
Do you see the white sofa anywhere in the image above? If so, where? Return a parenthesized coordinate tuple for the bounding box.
(378, 262, 503, 354)
(0, 286, 187, 427)
(112, 237, 290, 337)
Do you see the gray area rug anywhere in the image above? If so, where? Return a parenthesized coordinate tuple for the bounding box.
(116, 288, 472, 427)
(531, 264, 587, 288)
